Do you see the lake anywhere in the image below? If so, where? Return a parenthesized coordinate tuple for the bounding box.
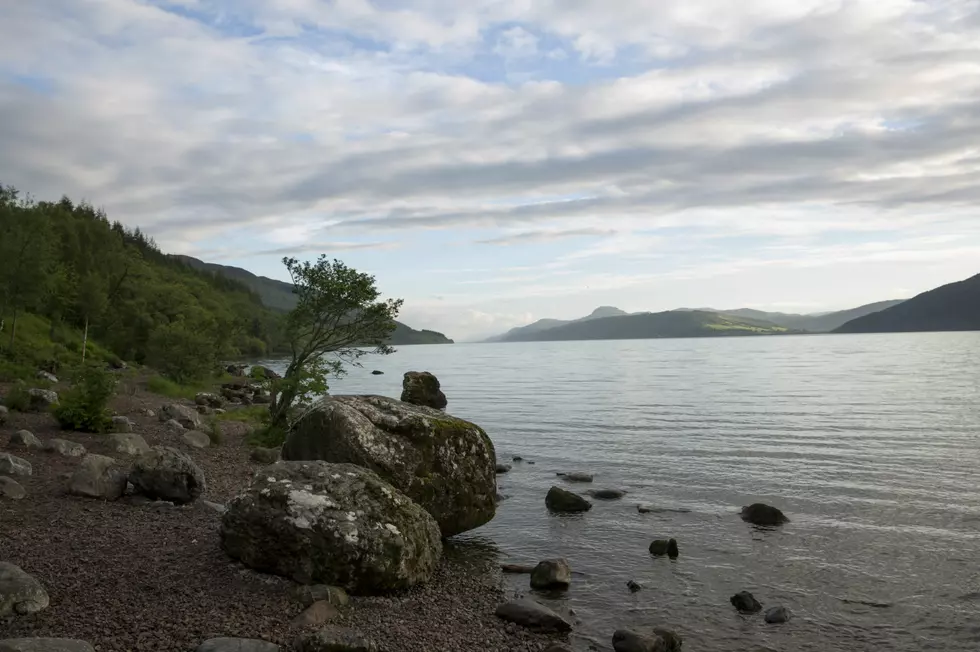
(260, 332, 980, 651)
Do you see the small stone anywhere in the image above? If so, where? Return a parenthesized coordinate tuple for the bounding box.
(182, 430, 211, 449)
(195, 638, 280, 652)
(730, 591, 763, 613)
(741, 503, 789, 526)
(294, 626, 378, 652)
(530, 558, 571, 590)
(292, 601, 340, 628)
(111, 416, 134, 433)
(649, 538, 679, 558)
(495, 463, 512, 474)
(159, 403, 202, 429)
(764, 606, 791, 624)
(140, 408, 156, 418)
(527, 460, 535, 464)
(627, 580, 643, 593)
(512, 455, 523, 462)
(559, 471, 593, 483)
(0, 453, 32, 477)
(107, 432, 150, 456)
(545, 486, 592, 513)
(0, 562, 50, 617)
(44, 439, 86, 457)
(8, 430, 42, 450)
(0, 476, 26, 500)
(638, 505, 652, 514)
(290, 585, 350, 609)
(0, 639, 95, 652)
(588, 488, 626, 500)
(653, 628, 683, 652)
(36, 370, 59, 383)
(68, 454, 128, 500)
(250, 447, 280, 464)
(612, 630, 665, 652)
(495, 599, 572, 633)
(371, 370, 384, 375)
(201, 500, 227, 515)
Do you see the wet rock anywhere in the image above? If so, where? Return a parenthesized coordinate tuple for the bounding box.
(546, 486, 592, 513)
(290, 585, 350, 609)
(220, 461, 441, 595)
(741, 503, 789, 526)
(627, 580, 643, 593)
(294, 626, 377, 652)
(195, 392, 224, 408)
(106, 432, 150, 456)
(36, 370, 58, 384)
(512, 455, 523, 462)
(0, 453, 32, 477)
(558, 471, 593, 483)
(653, 628, 683, 652)
(69, 454, 128, 500)
(225, 363, 249, 377)
(399, 371, 447, 409)
(500, 564, 536, 574)
(495, 464, 512, 474)
(111, 416, 134, 433)
(196, 639, 280, 652)
(164, 419, 185, 434)
(0, 563, 49, 617)
(588, 488, 626, 500)
(27, 389, 58, 412)
(637, 505, 652, 514)
(282, 395, 496, 537)
(250, 447, 280, 464)
(8, 430, 42, 450)
(292, 600, 341, 628)
(764, 606, 791, 624)
(159, 403, 202, 430)
(182, 430, 211, 449)
(495, 492, 508, 503)
(530, 558, 571, 590)
(0, 476, 26, 500)
(494, 599, 573, 633)
(370, 370, 384, 375)
(129, 446, 207, 505)
(45, 439, 86, 457)
(612, 630, 665, 652)
(648, 539, 679, 558)
(0, 640, 95, 652)
(730, 591, 763, 613)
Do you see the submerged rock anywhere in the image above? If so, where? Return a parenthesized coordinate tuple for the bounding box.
(530, 558, 571, 590)
(588, 488, 626, 500)
(371, 370, 384, 375)
(69, 454, 128, 500)
(129, 446, 206, 505)
(282, 395, 496, 537)
(765, 606, 791, 624)
(495, 599, 572, 633)
(612, 630, 665, 652)
(559, 471, 593, 483)
(500, 563, 536, 574)
(0, 563, 49, 618)
(730, 591, 763, 613)
(649, 539, 679, 559)
(740, 503, 789, 526)
(399, 371, 447, 409)
(220, 461, 441, 594)
(546, 486, 592, 513)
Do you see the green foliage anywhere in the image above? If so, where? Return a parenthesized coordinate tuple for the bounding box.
(216, 405, 270, 424)
(52, 365, 117, 433)
(146, 321, 221, 384)
(0, 360, 34, 383)
(246, 423, 288, 448)
(2, 381, 31, 411)
(204, 418, 223, 446)
(0, 312, 115, 377)
(145, 375, 214, 400)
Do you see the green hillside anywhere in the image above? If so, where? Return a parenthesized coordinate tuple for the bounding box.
(834, 273, 980, 333)
(702, 300, 906, 332)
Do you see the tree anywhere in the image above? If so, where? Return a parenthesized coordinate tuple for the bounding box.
(266, 256, 402, 435)
(75, 273, 108, 363)
(0, 195, 53, 350)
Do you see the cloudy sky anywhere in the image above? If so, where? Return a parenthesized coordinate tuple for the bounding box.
(1, 1, 979, 341)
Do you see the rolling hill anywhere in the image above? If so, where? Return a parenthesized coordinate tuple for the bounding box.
(697, 300, 906, 333)
(834, 273, 980, 333)
(173, 255, 454, 345)
(485, 306, 629, 342)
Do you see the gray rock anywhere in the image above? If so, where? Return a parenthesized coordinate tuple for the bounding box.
(764, 606, 791, 624)
(0, 640, 94, 652)
(494, 599, 572, 633)
(111, 416, 133, 433)
(250, 447, 280, 464)
(588, 488, 626, 500)
(27, 389, 58, 411)
(69, 454, 128, 500)
(195, 639, 280, 652)
(201, 500, 227, 515)
(741, 503, 789, 526)
(8, 430, 42, 450)
(627, 580, 643, 593)
(0, 563, 49, 617)
(164, 419, 185, 434)
(291, 584, 350, 608)
(370, 370, 384, 375)
(530, 558, 571, 590)
(195, 392, 224, 409)
(158, 403, 202, 429)
(495, 463, 512, 474)
(0, 453, 32, 477)
(106, 432, 150, 456)
(0, 405, 7, 424)
(36, 370, 58, 383)
(542, 647, 574, 652)
(399, 371, 447, 409)
(545, 486, 592, 513)
(730, 591, 763, 613)
(649, 538, 679, 559)
(559, 471, 593, 483)
(638, 504, 652, 514)
(139, 408, 155, 418)
(653, 628, 683, 652)
(220, 461, 442, 595)
(45, 439, 86, 458)
(282, 395, 496, 537)
(0, 476, 26, 500)
(182, 430, 211, 449)
(294, 627, 377, 652)
(129, 446, 207, 504)
(292, 600, 341, 627)
(613, 630, 665, 652)
(196, 405, 214, 416)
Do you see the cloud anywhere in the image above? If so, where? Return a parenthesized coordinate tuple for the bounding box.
(474, 227, 615, 246)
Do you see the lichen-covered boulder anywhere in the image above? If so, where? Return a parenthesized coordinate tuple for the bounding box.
(0, 453, 32, 477)
(106, 432, 150, 456)
(45, 439, 86, 458)
(220, 461, 442, 595)
(8, 430, 42, 450)
(0, 563, 49, 618)
(400, 371, 447, 409)
(69, 454, 128, 500)
(129, 446, 206, 504)
(158, 403, 201, 430)
(0, 476, 26, 500)
(111, 416, 134, 433)
(27, 389, 58, 412)
(281, 395, 496, 537)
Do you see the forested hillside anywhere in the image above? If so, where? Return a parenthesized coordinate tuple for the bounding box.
(0, 184, 281, 380)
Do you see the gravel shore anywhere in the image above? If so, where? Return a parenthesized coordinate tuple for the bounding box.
(0, 382, 566, 652)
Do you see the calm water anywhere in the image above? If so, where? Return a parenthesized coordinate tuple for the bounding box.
(263, 332, 980, 652)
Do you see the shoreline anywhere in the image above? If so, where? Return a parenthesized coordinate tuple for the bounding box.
(0, 379, 563, 652)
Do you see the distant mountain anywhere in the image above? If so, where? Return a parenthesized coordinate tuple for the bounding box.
(501, 310, 795, 342)
(834, 273, 980, 334)
(173, 255, 454, 345)
(486, 306, 629, 342)
(694, 300, 907, 333)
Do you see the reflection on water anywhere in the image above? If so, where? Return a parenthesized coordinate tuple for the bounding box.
(261, 332, 980, 651)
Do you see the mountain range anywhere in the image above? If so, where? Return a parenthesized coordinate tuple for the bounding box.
(173, 255, 454, 345)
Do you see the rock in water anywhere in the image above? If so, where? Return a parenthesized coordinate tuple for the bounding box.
(653, 628, 683, 652)
(281, 395, 496, 537)
(0, 453, 32, 477)
(730, 591, 763, 613)
(106, 433, 150, 456)
(559, 471, 593, 483)
(494, 599, 573, 633)
(495, 463, 512, 474)
(741, 503, 789, 526)
(196, 639, 280, 652)
(764, 606, 791, 624)
(588, 488, 626, 500)
(0, 640, 95, 652)
(530, 559, 572, 590)
(399, 371, 447, 409)
(612, 630, 665, 652)
(0, 563, 49, 617)
(220, 461, 442, 594)
(545, 486, 592, 513)
(159, 403, 202, 430)
(8, 430, 42, 450)
(294, 627, 377, 652)
(129, 446, 206, 504)
(371, 370, 384, 375)
(27, 389, 58, 412)
(648, 539, 679, 558)
(69, 454, 128, 500)
(44, 439, 86, 457)
(627, 580, 643, 593)
(0, 476, 26, 500)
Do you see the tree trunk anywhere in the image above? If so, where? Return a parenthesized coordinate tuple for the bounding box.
(81, 316, 89, 363)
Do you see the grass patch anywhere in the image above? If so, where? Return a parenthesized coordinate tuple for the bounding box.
(216, 405, 270, 424)
(145, 375, 215, 400)
(246, 424, 287, 448)
(204, 417, 223, 446)
(0, 312, 118, 377)
(2, 382, 32, 412)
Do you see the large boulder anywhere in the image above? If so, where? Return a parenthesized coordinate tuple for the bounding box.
(129, 446, 206, 504)
(69, 454, 128, 500)
(0, 640, 94, 652)
(0, 563, 49, 618)
(0, 453, 32, 477)
(8, 430, 42, 450)
(27, 389, 58, 412)
(400, 371, 447, 409)
(111, 416, 134, 433)
(220, 461, 442, 595)
(282, 395, 496, 537)
(106, 432, 150, 456)
(158, 403, 202, 430)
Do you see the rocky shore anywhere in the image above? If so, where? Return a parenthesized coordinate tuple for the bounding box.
(0, 376, 563, 652)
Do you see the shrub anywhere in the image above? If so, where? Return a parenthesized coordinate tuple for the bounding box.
(53, 365, 116, 433)
(145, 321, 218, 383)
(205, 418, 223, 446)
(2, 381, 32, 411)
(246, 424, 287, 448)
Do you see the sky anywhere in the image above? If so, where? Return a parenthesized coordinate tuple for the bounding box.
(1, 1, 979, 341)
